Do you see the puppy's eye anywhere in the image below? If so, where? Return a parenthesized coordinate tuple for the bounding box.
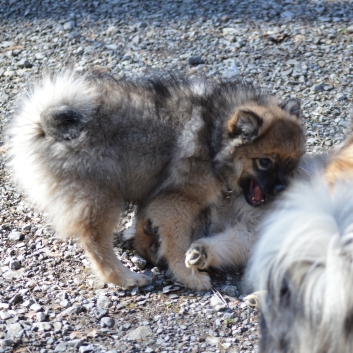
(258, 158, 272, 170)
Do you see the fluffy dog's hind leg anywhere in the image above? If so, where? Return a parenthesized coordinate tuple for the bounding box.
(146, 193, 211, 291)
(75, 204, 151, 288)
(133, 217, 162, 266)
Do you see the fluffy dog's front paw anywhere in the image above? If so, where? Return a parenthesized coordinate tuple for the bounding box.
(243, 291, 266, 309)
(185, 241, 209, 270)
(176, 268, 212, 291)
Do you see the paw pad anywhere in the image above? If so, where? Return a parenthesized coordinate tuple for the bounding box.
(185, 243, 208, 270)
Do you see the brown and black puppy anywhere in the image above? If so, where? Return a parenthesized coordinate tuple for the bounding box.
(8, 70, 305, 290)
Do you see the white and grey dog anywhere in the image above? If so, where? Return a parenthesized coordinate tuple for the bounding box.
(248, 135, 353, 353)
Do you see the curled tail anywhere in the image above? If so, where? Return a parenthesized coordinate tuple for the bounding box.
(7, 70, 99, 210)
(10, 70, 98, 143)
(40, 104, 86, 141)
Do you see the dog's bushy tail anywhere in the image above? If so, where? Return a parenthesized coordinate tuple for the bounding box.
(40, 104, 87, 141)
(11, 70, 98, 143)
(7, 70, 99, 212)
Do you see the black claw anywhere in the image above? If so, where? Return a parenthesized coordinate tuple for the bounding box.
(200, 247, 207, 259)
(190, 253, 200, 261)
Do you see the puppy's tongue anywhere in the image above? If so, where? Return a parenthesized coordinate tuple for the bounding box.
(253, 182, 263, 202)
(250, 180, 264, 204)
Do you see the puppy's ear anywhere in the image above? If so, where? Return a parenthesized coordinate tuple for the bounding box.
(279, 98, 301, 118)
(227, 109, 263, 146)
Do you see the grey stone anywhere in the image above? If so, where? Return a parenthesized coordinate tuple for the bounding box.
(0, 92, 9, 102)
(106, 44, 118, 50)
(132, 35, 140, 45)
(63, 21, 75, 30)
(223, 67, 240, 79)
(6, 323, 23, 341)
(79, 345, 95, 353)
(131, 255, 147, 270)
(188, 56, 205, 66)
(60, 299, 71, 308)
(53, 322, 62, 333)
(93, 307, 108, 319)
(101, 317, 115, 328)
(221, 285, 237, 297)
(0, 312, 11, 320)
(222, 28, 239, 35)
(312, 83, 325, 92)
(76, 46, 84, 55)
(17, 59, 32, 68)
(210, 294, 224, 307)
(21, 224, 31, 231)
(56, 291, 67, 301)
(35, 52, 45, 60)
(8, 231, 23, 241)
(281, 68, 292, 76)
(84, 46, 96, 54)
(32, 322, 53, 332)
(22, 299, 34, 308)
(0, 339, 14, 347)
(8, 293, 22, 305)
(36, 312, 47, 322)
(106, 26, 118, 37)
(9, 259, 21, 270)
(54, 342, 68, 352)
(97, 296, 112, 309)
(281, 10, 294, 19)
(143, 285, 154, 291)
(0, 41, 15, 48)
(30, 303, 43, 312)
(131, 287, 139, 295)
(125, 326, 153, 340)
(67, 339, 83, 348)
(336, 93, 346, 101)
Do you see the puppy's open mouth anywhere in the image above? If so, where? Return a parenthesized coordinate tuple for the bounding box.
(247, 180, 266, 207)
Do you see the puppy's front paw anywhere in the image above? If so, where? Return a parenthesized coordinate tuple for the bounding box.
(101, 267, 152, 289)
(177, 268, 211, 291)
(185, 241, 209, 270)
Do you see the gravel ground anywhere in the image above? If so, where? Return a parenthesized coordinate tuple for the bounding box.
(0, 0, 353, 352)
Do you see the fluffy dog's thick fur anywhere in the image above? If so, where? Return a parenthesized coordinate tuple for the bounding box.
(8, 70, 304, 290)
(248, 137, 353, 353)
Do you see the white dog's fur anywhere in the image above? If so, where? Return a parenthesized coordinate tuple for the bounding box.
(248, 171, 353, 353)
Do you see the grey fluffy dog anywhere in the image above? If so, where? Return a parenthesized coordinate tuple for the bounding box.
(8, 70, 304, 290)
(248, 135, 353, 353)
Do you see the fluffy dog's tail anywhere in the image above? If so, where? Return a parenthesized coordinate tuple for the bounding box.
(40, 104, 87, 141)
(7, 71, 99, 211)
(10, 70, 98, 142)
(248, 174, 353, 350)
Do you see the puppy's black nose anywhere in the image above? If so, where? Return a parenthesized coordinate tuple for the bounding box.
(275, 184, 286, 193)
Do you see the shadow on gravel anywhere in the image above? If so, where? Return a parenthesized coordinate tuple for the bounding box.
(1, 0, 353, 25)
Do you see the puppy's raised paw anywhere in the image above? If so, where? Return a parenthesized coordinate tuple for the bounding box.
(185, 241, 209, 270)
